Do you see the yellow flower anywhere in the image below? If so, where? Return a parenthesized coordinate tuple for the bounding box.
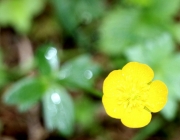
(102, 62, 168, 128)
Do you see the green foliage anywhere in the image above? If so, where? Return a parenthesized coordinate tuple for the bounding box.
(160, 54, 180, 120)
(125, 34, 174, 68)
(144, 0, 180, 21)
(98, 0, 179, 56)
(43, 85, 74, 137)
(3, 77, 46, 112)
(1, 0, 180, 139)
(0, 0, 45, 33)
(36, 45, 59, 76)
(51, 0, 105, 33)
(98, 7, 169, 55)
(3, 44, 76, 136)
(123, 0, 180, 20)
(75, 96, 99, 131)
(99, 8, 140, 55)
(58, 54, 101, 91)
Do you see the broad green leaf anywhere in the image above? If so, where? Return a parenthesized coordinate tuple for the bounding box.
(43, 86, 74, 137)
(0, 0, 45, 33)
(36, 45, 59, 76)
(125, 33, 175, 67)
(3, 77, 45, 112)
(98, 8, 140, 55)
(58, 54, 101, 90)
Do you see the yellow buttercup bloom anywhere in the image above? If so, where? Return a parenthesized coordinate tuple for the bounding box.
(102, 62, 168, 128)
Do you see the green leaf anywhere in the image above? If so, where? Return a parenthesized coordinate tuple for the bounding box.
(125, 33, 175, 67)
(0, 0, 45, 34)
(74, 0, 105, 23)
(159, 54, 180, 100)
(161, 98, 178, 121)
(98, 8, 140, 55)
(36, 45, 60, 76)
(3, 77, 45, 112)
(58, 54, 101, 90)
(98, 7, 172, 56)
(146, 0, 180, 21)
(43, 85, 74, 137)
(51, 0, 105, 33)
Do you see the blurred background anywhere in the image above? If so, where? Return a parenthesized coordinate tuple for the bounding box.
(0, 0, 180, 140)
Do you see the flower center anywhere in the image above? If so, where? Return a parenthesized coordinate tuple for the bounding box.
(117, 82, 150, 111)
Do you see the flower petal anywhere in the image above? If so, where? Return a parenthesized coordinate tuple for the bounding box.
(146, 80, 168, 113)
(103, 70, 123, 97)
(122, 62, 154, 84)
(102, 95, 124, 119)
(121, 108, 152, 128)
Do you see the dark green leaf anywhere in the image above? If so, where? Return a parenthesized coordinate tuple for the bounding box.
(43, 85, 74, 136)
(3, 77, 45, 112)
(51, 0, 105, 33)
(51, 0, 77, 33)
(36, 45, 60, 75)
